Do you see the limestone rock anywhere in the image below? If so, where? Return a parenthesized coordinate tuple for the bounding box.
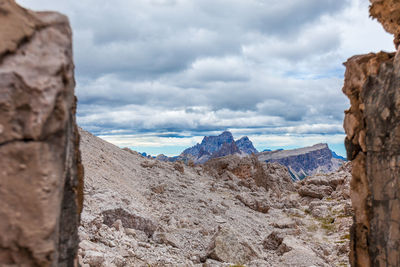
(204, 154, 295, 194)
(236, 192, 270, 213)
(0, 1, 83, 266)
(298, 184, 333, 199)
(207, 227, 258, 264)
(343, 1, 400, 265)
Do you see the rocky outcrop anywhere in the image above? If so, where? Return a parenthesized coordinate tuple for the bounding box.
(0, 1, 83, 266)
(204, 154, 295, 195)
(297, 162, 351, 200)
(343, 1, 400, 265)
(258, 143, 343, 180)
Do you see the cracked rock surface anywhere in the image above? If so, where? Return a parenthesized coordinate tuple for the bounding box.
(0, 1, 83, 266)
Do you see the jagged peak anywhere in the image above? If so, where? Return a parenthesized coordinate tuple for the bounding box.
(237, 136, 250, 141)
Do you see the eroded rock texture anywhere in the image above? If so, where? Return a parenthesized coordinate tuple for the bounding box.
(343, 1, 400, 266)
(0, 1, 83, 266)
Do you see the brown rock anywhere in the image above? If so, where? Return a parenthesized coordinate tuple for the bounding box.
(204, 154, 295, 194)
(343, 2, 400, 265)
(370, 0, 400, 48)
(298, 184, 333, 199)
(0, 1, 83, 266)
(236, 192, 270, 213)
(173, 161, 185, 174)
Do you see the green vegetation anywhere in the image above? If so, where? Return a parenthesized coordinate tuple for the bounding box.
(341, 234, 350, 240)
(316, 216, 335, 233)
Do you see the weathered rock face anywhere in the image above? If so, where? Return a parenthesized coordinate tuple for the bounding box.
(204, 154, 295, 194)
(343, 1, 400, 265)
(0, 1, 83, 266)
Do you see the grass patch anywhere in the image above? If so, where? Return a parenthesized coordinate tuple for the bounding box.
(316, 216, 335, 233)
(341, 234, 350, 240)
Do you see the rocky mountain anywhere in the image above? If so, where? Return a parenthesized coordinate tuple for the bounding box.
(78, 128, 352, 266)
(235, 136, 258, 154)
(182, 131, 235, 157)
(159, 131, 258, 164)
(257, 143, 343, 181)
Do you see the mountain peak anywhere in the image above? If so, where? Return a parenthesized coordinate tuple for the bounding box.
(235, 136, 258, 154)
(181, 131, 257, 163)
(220, 131, 233, 137)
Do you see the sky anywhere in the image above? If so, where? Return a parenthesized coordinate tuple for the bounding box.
(18, 0, 394, 157)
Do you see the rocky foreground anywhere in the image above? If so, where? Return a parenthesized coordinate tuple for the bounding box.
(78, 129, 352, 267)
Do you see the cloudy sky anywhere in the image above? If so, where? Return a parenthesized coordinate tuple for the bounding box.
(19, 0, 393, 156)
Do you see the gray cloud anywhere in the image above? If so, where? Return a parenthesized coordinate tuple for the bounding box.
(18, 0, 394, 155)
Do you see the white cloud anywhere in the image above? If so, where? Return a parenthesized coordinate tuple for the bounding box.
(17, 0, 394, 156)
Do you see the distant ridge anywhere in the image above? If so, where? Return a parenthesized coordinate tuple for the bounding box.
(155, 132, 344, 179)
(257, 143, 343, 180)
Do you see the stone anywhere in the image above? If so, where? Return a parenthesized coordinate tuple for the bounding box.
(0, 1, 83, 266)
(102, 208, 157, 237)
(263, 231, 284, 250)
(153, 232, 181, 248)
(84, 251, 104, 267)
(236, 192, 270, 213)
(298, 184, 333, 199)
(207, 227, 258, 264)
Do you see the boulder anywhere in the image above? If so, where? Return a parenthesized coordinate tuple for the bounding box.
(0, 1, 83, 266)
(207, 227, 258, 264)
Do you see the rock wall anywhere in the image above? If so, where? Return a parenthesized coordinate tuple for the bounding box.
(343, 1, 400, 266)
(0, 1, 83, 266)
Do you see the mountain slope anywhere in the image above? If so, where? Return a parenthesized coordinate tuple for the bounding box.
(78, 128, 351, 267)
